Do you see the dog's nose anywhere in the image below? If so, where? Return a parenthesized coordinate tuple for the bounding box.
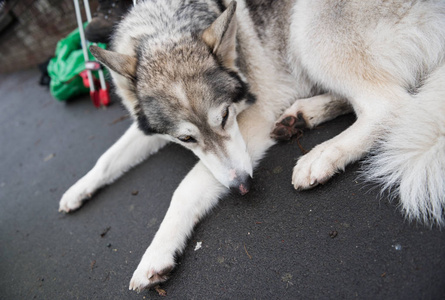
(230, 175, 252, 195)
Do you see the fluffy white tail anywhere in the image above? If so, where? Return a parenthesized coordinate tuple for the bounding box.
(365, 66, 445, 226)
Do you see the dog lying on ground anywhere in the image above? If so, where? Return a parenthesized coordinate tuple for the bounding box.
(59, 0, 445, 292)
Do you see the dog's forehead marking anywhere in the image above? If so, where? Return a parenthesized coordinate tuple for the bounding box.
(171, 82, 191, 109)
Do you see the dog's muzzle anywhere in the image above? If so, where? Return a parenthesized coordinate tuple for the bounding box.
(229, 174, 253, 196)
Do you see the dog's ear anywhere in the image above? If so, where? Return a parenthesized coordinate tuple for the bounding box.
(202, 1, 237, 69)
(89, 45, 137, 79)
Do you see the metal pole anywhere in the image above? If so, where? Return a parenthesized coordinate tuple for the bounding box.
(83, 0, 107, 91)
(73, 0, 95, 91)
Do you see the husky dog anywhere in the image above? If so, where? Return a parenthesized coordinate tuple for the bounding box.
(59, 0, 445, 292)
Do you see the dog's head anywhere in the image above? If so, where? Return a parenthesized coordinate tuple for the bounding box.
(90, 2, 255, 194)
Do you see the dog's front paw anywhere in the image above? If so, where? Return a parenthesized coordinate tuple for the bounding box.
(129, 250, 175, 292)
(292, 143, 343, 190)
(58, 182, 92, 213)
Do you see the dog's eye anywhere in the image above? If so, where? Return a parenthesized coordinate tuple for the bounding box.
(222, 107, 229, 128)
(178, 135, 196, 143)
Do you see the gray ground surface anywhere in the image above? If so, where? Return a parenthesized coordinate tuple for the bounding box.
(0, 69, 444, 300)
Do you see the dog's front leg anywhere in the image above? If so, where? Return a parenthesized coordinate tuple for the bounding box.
(290, 95, 397, 190)
(59, 123, 169, 212)
(129, 161, 227, 292)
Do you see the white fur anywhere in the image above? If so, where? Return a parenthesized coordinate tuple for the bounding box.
(282, 0, 445, 225)
(276, 93, 352, 129)
(364, 65, 445, 226)
(59, 123, 169, 212)
(60, 0, 445, 292)
(129, 161, 227, 291)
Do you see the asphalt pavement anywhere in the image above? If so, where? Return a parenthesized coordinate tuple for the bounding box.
(0, 69, 444, 300)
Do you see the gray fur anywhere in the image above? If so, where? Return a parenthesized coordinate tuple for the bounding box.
(104, 0, 316, 134)
(103, 1, 252, 138)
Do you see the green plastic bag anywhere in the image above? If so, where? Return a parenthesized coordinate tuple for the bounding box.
(47, 24, 107, 101)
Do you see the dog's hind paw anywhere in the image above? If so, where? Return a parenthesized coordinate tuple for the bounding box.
(129, 250, 175, 293)
(271, 113, 306, 141)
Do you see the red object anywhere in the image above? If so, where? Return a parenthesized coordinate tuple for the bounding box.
(79, 70, 90, 88)
(99, 88, 110, 106)
(90, 90, 101, 107)
(80, 70, 110, 107)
